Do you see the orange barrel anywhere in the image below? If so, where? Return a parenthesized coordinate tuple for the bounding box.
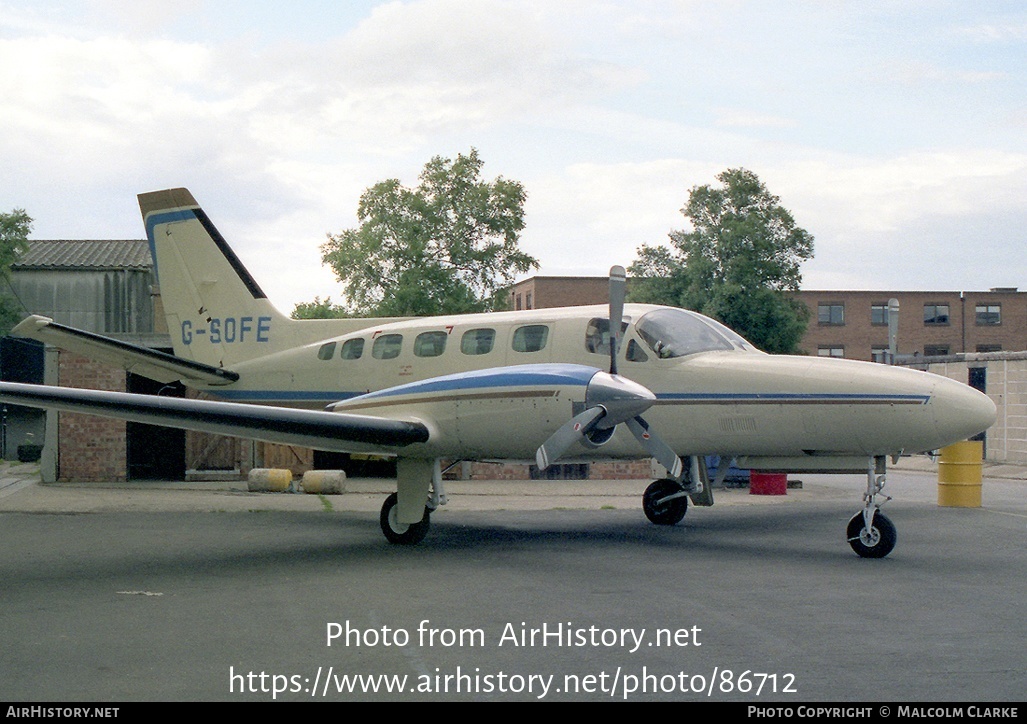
(937, 441, 983, 508)
(749, 472, 787, 495)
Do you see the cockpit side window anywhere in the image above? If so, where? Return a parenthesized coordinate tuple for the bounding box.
(636, 309, 749, 358)
(625, 338, 649, 363)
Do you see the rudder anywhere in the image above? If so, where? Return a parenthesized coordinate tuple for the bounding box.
(139, 188, 291, 369)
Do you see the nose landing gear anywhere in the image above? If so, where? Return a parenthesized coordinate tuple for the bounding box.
(847, 456, 897, 558)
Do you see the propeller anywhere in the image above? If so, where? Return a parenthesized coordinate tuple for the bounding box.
(535, 266, 684, 480)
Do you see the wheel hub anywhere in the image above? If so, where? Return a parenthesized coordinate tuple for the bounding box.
(388, 507, 410, 534)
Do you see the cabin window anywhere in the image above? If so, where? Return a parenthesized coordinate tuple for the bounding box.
(414, 331, 448, 358)
(317, 342, 336, 361)
(584, 318, 629, 356)
(461, 328, 495, 355)
(512, 325, 549, 353)
(372, 334, 403, 360)
(340, 338, 364, 360)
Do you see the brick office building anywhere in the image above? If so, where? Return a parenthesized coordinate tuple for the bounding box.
(793, 289, 1027, 361)
(507, 277, 1027, 360)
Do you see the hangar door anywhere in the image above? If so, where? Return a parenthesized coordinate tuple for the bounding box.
(126, 374, 186, 480)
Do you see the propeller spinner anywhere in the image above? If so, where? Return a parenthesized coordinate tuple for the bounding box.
(534, 266, 684, 479)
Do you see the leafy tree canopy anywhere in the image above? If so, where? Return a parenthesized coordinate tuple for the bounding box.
(0, 209, 32, 335)
(317, 149, 538, 317)
(629, 168, 814, 354)
(291, 296, 350, 320)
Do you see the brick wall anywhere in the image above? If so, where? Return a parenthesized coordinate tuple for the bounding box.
(56, 352, 127, 481)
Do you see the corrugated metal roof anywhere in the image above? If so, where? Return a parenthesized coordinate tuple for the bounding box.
(14, 240, 152, 270)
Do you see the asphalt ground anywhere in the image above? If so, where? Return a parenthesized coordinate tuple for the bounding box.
(1, 460, 1024, 703)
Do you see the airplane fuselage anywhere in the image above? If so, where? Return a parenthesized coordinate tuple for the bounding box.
(192, 303, 994, 470)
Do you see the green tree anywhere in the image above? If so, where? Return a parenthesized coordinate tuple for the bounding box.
(0, 209, 32, 335)
(291, 296, 350, 320)
(317, 149, 538, 317)
(630, 168, 814, 354)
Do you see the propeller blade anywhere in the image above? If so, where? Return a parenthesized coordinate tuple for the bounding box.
(626, 415, 684, 480)
(535, 406, 606, 470)
(609, 265, 626, 376)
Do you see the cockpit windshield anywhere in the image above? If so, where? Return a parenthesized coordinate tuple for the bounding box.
(635, 308, 759, 358)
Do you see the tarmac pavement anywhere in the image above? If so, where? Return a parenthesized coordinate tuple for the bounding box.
(1, 456, 1024, 516)
(2, 457, 1025, 702)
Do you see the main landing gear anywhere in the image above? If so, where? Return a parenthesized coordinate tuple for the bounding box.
(379, 459, 451, 545)
(642, 456, 709, 526)
(847, 456, 897, 558)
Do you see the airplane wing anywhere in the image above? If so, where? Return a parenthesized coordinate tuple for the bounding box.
(0, 381, 429, 454)
(11, 315, 239, 386)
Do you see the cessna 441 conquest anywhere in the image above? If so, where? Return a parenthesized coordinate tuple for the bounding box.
(0, 189, 996, 557)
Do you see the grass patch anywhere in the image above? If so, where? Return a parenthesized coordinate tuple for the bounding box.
(319, 494, 334, 513)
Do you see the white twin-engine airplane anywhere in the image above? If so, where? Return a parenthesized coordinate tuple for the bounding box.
(1, 189, 996, 557)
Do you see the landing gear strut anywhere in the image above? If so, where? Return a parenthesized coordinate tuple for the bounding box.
(847, 456, 897, 558)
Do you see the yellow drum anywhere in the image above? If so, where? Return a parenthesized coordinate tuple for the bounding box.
(937, 441, 983, 508)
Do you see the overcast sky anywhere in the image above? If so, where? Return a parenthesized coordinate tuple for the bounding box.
(2, 1, 1025, 313)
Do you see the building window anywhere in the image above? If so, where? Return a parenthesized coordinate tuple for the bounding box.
(817, 346, 844, 358)
(818, 303, 844, 326)
(924, 345, 950, 356)
(976, 304, 1001, 325)
(871, 303, 888, 326)
(923, 304, 950, 326)
(871, 345, 889, 362)
(976, 344, 1001, 353)
(525, 292, 533, 310)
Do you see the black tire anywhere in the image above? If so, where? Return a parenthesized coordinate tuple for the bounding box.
(846, 512, 897, 558)
(643, 479, 688, 525)
(379, 493, 431, 545)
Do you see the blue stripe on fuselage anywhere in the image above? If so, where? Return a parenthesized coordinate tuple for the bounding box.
(655, 392, 930, 404)
(349, 364, 601, 403)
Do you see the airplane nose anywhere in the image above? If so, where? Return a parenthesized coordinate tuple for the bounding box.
(930, 375, 996, 447)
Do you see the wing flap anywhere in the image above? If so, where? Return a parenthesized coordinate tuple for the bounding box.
(0, 381, 429, 454)
(11, 315, 239, 386)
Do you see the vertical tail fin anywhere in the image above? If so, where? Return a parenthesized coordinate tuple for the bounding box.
(139, 188, 291, 369)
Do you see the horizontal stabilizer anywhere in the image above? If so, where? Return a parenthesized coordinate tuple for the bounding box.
(0, 381, 430, 454)
(11, 315, 239, 386)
